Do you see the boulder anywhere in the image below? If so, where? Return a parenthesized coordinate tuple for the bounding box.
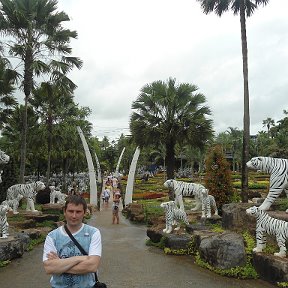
(0, 234, 29, 261)
(164, 234, 192, 250)
(222, 203, 255, 232)
(199, 231, 246, 269)
(9, 219, 36, 229)
(147, 228, 164, 243)
(253, 253, 288, 282)
(193, 230, 220, 250)
(124, 203, 145, 222)
(186, 223, 212, 234)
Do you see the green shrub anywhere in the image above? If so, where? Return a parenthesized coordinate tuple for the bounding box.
(26, 234, 46, 251)
(0, 260, 11, 268)
(204, 145, 234, 213)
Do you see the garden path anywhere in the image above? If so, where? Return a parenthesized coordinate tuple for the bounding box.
(0, 200, 276, 288)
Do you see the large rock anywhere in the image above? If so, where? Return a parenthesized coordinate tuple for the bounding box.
(147, 228, 164, 243)
(222, 203, 255, 232)
(253, 253, 288, 282)
(199, 231, 246, 269)
(0, 235, 29, 261)
(123, 203, 145, 222)
(9, 219, 36, 229)
(164, 234, 192, 250)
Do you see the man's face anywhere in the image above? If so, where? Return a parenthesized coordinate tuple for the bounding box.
(64, 203, 85, 228)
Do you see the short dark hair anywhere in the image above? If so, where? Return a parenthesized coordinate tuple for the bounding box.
(64, 195, 87, 212)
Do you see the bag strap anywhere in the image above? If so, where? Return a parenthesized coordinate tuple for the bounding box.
(64, 224, 99, 282)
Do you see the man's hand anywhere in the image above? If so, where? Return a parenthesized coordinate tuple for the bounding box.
(46, 251, 59, 260)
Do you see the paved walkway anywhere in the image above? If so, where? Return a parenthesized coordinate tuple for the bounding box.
(0, 201, 276, 288)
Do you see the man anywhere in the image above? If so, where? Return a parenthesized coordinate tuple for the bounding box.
(43, 195, 102, 288)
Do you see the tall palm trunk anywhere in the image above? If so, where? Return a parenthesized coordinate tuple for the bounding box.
(166, 139, 175, 199)
(46, 113, 53, 185)
(20, 46, 33, 183)
(240, 1, 249, 203)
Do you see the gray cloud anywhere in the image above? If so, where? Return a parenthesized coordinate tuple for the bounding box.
(57, 0, 287, 140)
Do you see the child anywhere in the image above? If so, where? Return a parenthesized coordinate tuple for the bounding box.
(112, 191, 121, 224)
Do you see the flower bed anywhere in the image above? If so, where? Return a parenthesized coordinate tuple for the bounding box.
(132, 192, 166, 200)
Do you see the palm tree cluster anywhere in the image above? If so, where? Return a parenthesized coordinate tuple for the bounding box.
(130, 77, 214, 180)
(0, 0, 86, 184)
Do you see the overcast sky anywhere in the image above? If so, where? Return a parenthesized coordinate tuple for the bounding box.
(57, 0, 288, 141)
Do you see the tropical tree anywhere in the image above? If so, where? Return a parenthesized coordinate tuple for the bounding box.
(0, 0, 82, 182)
(31, 80, 77, 184)
(226, 127, 242, 171)
(197, 0, 270, 202)
(130, 77, 213, 186)
(0, 56, 19, 128)
(262, 117, 275, 136)
(1, 104, 41, 168)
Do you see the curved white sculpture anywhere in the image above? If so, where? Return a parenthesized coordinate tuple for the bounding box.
(125, 147, 140, 206)
(6, 181, 45, 213)
(246, 157, 288, 211)
(77, 126, 97, 205)
(160, 201, 189, 234)
(164, 179, 206, 211)
(246, 205, 288, 258)
(49, 186, 67, 204)
(115, 147, 125, 177)
(1, 194, 23, 214)
(201, 188, 218, 219)
(0, 204, 9, 238)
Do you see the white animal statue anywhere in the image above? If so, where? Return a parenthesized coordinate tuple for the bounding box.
(160, 201, 189, 234)
(200, 188, 218, 218)
(246, 157, 288, 211)
(6, 181, 45, 213)
(0, 149, 9, 183)
(0, 149, 9, 165)
(49, 186, 67, 204)
(1, 194, 24, 214)
(164, 179, 206, 211)
(246, 205, 288, 258)
(0, 204, 9, 238)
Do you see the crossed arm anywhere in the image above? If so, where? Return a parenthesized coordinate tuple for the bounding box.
(43, 252, 100, 275)
(43, 230, 101, 276)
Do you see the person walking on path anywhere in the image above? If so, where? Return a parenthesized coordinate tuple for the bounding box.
(42, 195, 102, 288)
(102, 187, 110, 207)
(112, 191, 121, 224)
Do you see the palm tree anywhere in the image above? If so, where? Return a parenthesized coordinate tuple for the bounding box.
(262, 117, 275, 136)
(0, 57, 19, 128)
(31, 80, 77, 184)
(226, 127, 242, 171)
(130, 77, 213, 185)
(0, 0, 82, 182)
(197, 0, 270, 202)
